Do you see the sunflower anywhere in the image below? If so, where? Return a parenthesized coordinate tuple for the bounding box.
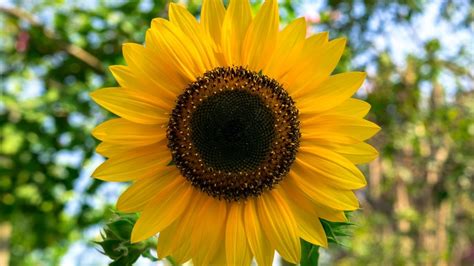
(91, 0, 380, 265)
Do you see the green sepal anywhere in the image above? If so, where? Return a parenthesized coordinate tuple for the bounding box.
(108, 248, 141, 266)
(141, 249, 159, 261)
(320, 216, 354, 246)
(107, 219, 134, 240)
(300, 239, 320, 266)
(95, 239, 126, 259)
(95, 211, 157, 266)
(301, 214, 355, 266)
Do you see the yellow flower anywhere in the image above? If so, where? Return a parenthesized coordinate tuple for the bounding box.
(91, 0, 380, 265)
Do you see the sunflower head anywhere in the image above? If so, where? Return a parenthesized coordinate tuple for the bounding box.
(167, 66, 300, 201)
(91, 0, 380, 265)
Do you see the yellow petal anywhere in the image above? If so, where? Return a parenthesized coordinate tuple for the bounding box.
(226, 203, 253, 266)
(120, 44, 187, 98)
(244, 199, 274, 266)
(282, 182, 327, 247)
(131, 180, 193, 243)
(156, 221, 179, 259)
(300, 133, 361, 147)
(264, 17, 306, 80)
(294, 209, 328, 247)
(157, 190, 206, 262)
(242, 0, 279, 71)
(316, 37, 347, 78)
(201, 0, 226, 51)
(221, 0, 252, 65)
(315, 203, 348, 222)
(208, 243, 227, 266)
(148, 18, 206, 80)
(169, 191, 207, 264)
(284, 179, 348, 223)
(320, 141, 379, 164)
(92, 141, 170, 182)
(95, 142, 133, 158)
(295, 145, 367, 190)
(92, 118, 166, 146)
(109, 65, 175, 109)
(90, 87, 168, 125)
(294, 38, 347, 98)
(323, 98, 371, 118)
(168, 3, 217, 69)
(279, 32, 328, 89)
(256, 189, 301, 263)
(116, 168, 180, 213)
(302, 114, 380, 141)
(172, 243, 192, 265)
(288, 170, 360, 210)
(296, 72, 366, 113)
(190, 197, 227, 266)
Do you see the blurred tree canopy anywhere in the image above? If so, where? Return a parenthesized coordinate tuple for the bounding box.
(1, 0, 473, 265)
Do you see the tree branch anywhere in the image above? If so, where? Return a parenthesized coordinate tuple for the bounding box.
(0, 5, 105, 74)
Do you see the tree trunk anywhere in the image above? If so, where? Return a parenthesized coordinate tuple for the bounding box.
(0, 222, 12, 266)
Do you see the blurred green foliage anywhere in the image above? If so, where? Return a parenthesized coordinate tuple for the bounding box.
(1, 0, 473, 265)
(1, 1, 169, 264)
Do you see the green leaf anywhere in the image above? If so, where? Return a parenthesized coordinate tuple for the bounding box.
(300, 239, 320, 266)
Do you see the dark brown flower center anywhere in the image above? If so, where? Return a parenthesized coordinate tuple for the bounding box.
(167, 66, 300, 201)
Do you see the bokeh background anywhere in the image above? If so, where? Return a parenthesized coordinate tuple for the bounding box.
(1, 0, 473, 265)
